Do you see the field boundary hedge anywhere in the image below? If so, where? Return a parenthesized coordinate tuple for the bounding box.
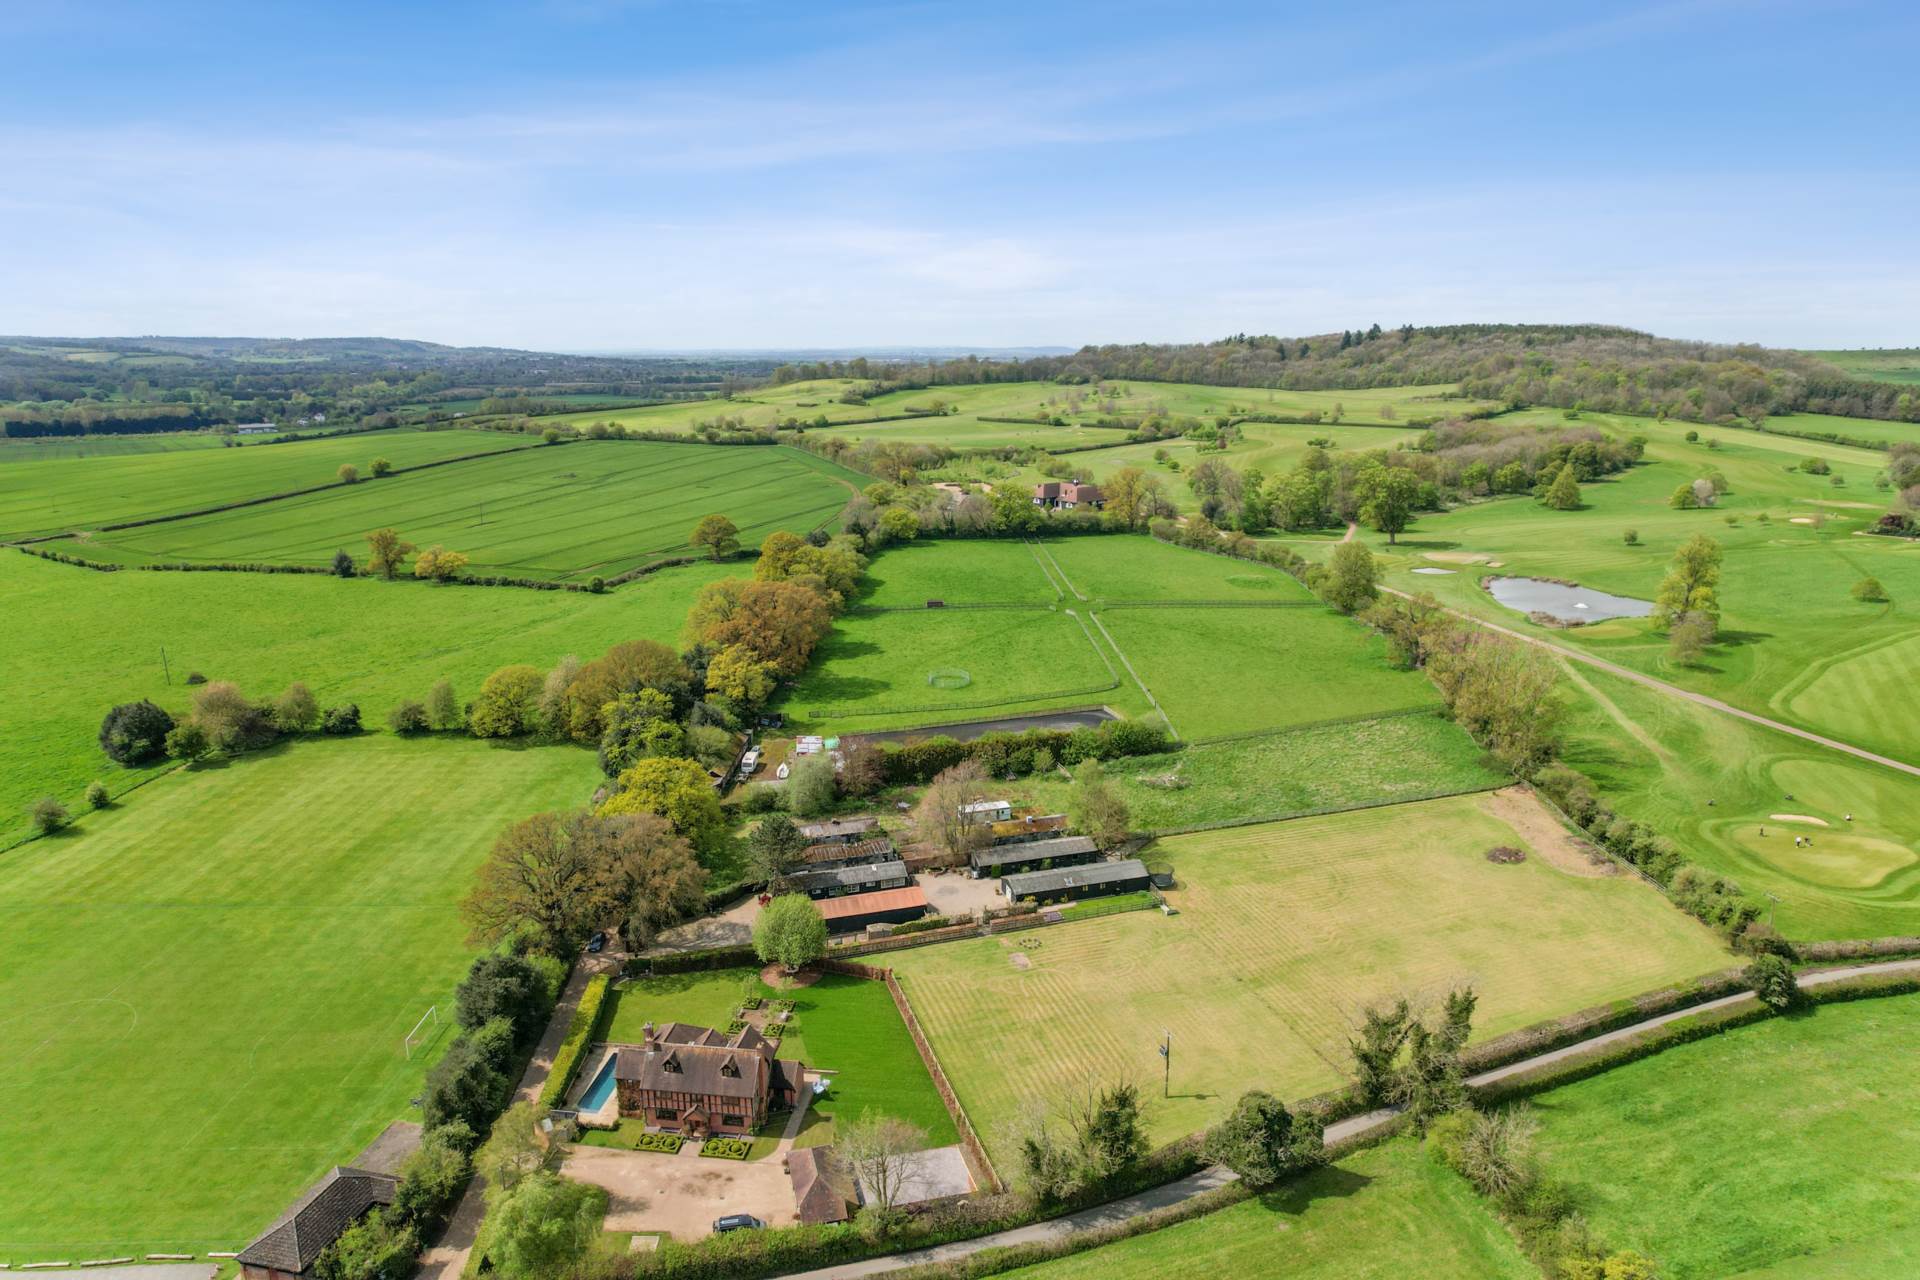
(537, 972, 614, 1108)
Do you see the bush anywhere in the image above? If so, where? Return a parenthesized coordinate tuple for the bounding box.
(455, 952, 550, 1037)
(422, 1036, 508, 1134)
(537, 973, 612, 1108)
(184, 670, 207, 685)
(1745, 953, 1799, 1010)
(165, 721, 211, 763)
(98, 699, 177, 765)
(332, 549, 356, 578)
(635, 1131, 684, 1153)
(388, 700, 431, 734)
(85, 780, 110, 809)
(700, 1136, 751, 1159)
(273, 681, 321, 733)
(1852, 576, 1888, 603)
(322, 703, 362, 735)
(29, 795, 70, 834)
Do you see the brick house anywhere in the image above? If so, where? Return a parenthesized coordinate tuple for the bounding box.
(1031, 480, 1104, 510)
(612, 1021, 806, 1137)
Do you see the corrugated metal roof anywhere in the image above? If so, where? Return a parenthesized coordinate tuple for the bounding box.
(818, 886, 930, 919)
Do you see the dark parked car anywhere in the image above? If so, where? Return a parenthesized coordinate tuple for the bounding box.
(586, 931, 607, 954)
(713, 1214, 765, 1234)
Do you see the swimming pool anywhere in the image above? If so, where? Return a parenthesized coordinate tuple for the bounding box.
(579, 1054, 618, 1111)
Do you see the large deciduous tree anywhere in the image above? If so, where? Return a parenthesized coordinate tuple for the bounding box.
(598, 755, 726, 853)
(690, 514, 741, 561)
(684, 578, 834, 676)
(562, 640, 690, 743)
(1204, 1090, 1326, 1187)
(1320, 541, 1379, 613)
(469, 664, 545, 738)
(365, 527, 415, 579)
(754, 893, 828, 974)
(1356, 465, 1421, 543)
(98, 699, 176, 765)
(1653, 533, 1723, 631)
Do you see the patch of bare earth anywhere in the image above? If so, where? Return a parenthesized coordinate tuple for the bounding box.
(1479, 786, 1613, 878)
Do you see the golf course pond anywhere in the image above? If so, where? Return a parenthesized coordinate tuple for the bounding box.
(1487, 576, 1653, 623)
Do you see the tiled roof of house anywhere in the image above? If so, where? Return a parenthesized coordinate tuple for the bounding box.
(236, 1166, 398, 1275)
(789, 1146, 851, 1224)
(613, 1022, 792, 1101)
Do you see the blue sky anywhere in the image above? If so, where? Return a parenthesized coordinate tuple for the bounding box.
(1, 0, 1915, 349)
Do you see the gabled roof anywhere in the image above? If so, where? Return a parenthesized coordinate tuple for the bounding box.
(789, 862, 914, 894)
(971, 835, 1098, 870)
(801, 837, 897, 865)
(613, 1022, 786, 1100)
(789, 1147, 851, 1225)
(1002, 858, 1150, 897)
(236, 1166, 398, 1275)
(797, 816, 880, 840)
(817, 886, 930, 921)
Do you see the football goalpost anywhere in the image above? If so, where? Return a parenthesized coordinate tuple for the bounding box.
(403, 1005, 440, 1060)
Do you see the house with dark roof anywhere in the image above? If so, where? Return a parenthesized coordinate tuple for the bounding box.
(1001, 858, 1151, 905)
(969, 835, 1099, 879)
(800, 837, 898, 869)
(797, 816, 881, 845)
(612, 1021, 806, 1137)
(818, 885, 930, 933)
(1031, 480, 1104, 510)
(237, 1167, 398, 1280)
(788, 860, 914, 900)
(788, 1146, 852, 1225)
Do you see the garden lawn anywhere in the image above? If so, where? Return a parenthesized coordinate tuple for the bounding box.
(889, 791, 1729, 1171)
(1530, 992, 1920, 1279)
(1365, 416, 1920, 765)
(0, 550, 729, 845)
(0, 735, 597, 1261)
(998, 711, 1506, 831)
(1001, 1138, 1530, 1280)
(600, 970, 955, 1145)
(59, 440, 860, 582)
(0, 428, 525, 538)
(1557, 661, 1920, 940)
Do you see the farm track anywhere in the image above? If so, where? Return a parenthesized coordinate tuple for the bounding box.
(786, 959, 1920, 1280)
(1382, 586, 1920, 779)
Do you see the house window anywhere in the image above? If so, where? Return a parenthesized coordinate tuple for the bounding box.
(721, 1114, 745, 1127)
(656, 1108, 676, 1121)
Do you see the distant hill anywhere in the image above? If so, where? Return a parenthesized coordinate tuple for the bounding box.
(904, 324, 1918, 427)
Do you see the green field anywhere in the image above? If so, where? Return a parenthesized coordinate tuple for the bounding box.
(1559, 661, 1920, 940)
(858, 539, 1066, 608)
(0, 432, 229, 460)
(1531, 993, 1920, 1278)
(1039, 535, 1316, 603)
(890, 792, 1729, 1170)
(53, 441, 862, 582)
(0, 549, 730, 844)
(1365, 415, 1920, 765)
(1803, 348, 1920, 386)
(0, 428, 527, 538)
(996, 711, 1506, 830)
(0, 735, 596, 1260)
(600, 969, 955, 1146)
(1003, 1138, 1530, 1280)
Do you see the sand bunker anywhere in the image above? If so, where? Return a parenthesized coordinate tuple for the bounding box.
(1410, 567, 1456, 575)
(1424, 551, 1491, 564)
(1789, 517, 1816, 525)
(1769, 813, 1830, 826)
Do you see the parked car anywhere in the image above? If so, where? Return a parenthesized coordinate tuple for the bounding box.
(713, 1214, 765, 1234)
(586, 931, 607, 954)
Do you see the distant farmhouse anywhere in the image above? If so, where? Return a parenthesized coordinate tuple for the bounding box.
(1032, 480, 1104, 510)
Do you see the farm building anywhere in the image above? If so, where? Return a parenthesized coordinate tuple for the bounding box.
(1001, 858, 1151, 905)
(800, 837, 897, 869)
(988, 812, 1069, 844)
(788, 1146, 852, 1225)
(233, 422, 279, 436)
(958, 799, 1013, 825)
(818, 886, 930, 933)
(609, 1021, 805, 1137)
(798, 816, 881, 845)
(789, 861, 915, 900)
(1031, 480, 1105, 510)
(237, 1166, 399, 1280)
(970, 835, 1099, 879)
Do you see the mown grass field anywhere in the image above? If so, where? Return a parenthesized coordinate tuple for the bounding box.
(1365, 415, 1920, 764)
(856, 538, 1064, 608)
(0, 428, 526, 538)
(0, 735, 596, 1261)
(600, 969, 954, 1147)
(1002, 1138, 1530, 1280)
(58, 441, 861, 582)
(890, 792, 1728, 1169)
(784, 607, 1132, 731)
(1038, 535, 1314, 603)
(0, 549, 730, 844)
(1804, 348, 1920, 385)
(1558, 661, 1920, 941)
(1530, 993, 1920, 1279)
(1001, 712, 1505, 830)
(0, 432, 229, 460)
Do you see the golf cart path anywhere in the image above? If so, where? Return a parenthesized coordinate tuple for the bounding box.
(1379, 586, 1920, 780)
(782, 957, 1920, 1280)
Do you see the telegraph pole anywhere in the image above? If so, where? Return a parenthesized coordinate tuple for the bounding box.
(1159, 1028, 1172, 1098)
(1765, 891, 1782, 930)
(160, 646, 171, 686)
